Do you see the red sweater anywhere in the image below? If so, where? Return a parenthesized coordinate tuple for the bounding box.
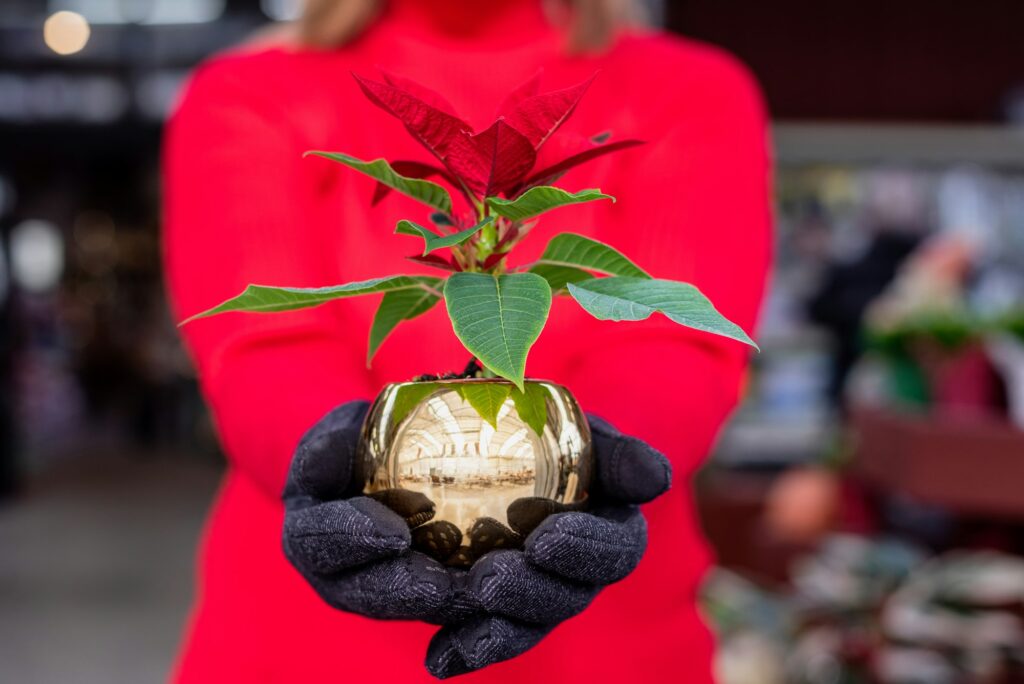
(164, 1, 771, 680)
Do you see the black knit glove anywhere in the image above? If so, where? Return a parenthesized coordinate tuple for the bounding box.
(282, 401, 456, 621)
(424, 415, 671, 677)
(282, 402, 671, 678)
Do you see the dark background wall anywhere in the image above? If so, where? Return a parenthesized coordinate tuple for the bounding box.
(668, 0, 1024, 121)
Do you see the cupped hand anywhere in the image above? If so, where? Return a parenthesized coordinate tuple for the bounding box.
(282, 401, 457, 621)
(424, 415, 671, 678)
(282, 402, 671, 679)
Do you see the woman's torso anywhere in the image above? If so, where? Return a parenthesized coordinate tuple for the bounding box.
(171, 10, 768, 681)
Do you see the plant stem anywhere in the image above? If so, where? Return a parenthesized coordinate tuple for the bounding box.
(420, 283, 443, 298)
(450, 246, 469, 271)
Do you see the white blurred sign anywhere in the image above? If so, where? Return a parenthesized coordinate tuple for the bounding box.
(49, 0, 225, 25)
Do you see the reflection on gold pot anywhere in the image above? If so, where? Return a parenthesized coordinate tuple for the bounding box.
(359, 379, 592, 552)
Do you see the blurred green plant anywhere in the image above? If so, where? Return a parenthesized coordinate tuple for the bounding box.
(864, 311, 981, 358)
(993, 309, 1024, 343)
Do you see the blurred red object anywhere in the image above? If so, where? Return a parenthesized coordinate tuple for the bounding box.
(913, 342, 1001, 418)
(851, 408, 1024, 520)
(764, 466, 841, 546)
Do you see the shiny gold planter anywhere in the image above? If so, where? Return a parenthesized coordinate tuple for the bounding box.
(358, 379, 592, 549)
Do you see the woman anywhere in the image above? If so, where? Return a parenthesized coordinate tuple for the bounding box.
(164, 0, 771, 680)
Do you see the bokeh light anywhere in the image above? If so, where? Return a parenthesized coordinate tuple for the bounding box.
(10, 220, 65, 293)
(43, 11, 91, 56)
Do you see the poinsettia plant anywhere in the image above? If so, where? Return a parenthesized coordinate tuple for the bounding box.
(182, 72, 757, 390)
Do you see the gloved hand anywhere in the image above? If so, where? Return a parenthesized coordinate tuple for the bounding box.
(282, 401, 672, 679)
(424, 415, 672, 677)
(282, 401, 458, 622)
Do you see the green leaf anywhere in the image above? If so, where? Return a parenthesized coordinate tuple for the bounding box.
(181, 275, 433, 324)
(367, 283, 441, 365)
(567, 277, 759, 350)
(533, 233, 649, 278)
(486, 187, 614, 222)
(443, 272, 552, 391)
(511, 383, 548, 437)
(396, 217, 494, 256)
(529, 233, 649, 292)
(391, 382, 440, 426)
(456, 382, 512, 428)
(305, 152, 453, 213)
(529, 264, 593, 293)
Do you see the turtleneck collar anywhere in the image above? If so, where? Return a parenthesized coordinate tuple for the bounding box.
(376, 0, 556, 48)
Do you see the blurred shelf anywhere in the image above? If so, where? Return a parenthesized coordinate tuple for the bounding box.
(696, 469, 803, 585)
(773, 122, 1024, 169)
(713, 414, 836, 467)
(851, 407, 1024, 520)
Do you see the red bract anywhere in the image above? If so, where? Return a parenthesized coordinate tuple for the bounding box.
(353, 73, 470, 163)
(522, 136, 645, 189)
(445, 120, 536, 197)
(502, 75, 594, 151)
(354, 71, 641, 200)
(379, 70, 462, 118)
(406, 253, 460, 271)
(495, 70, 542, 117)
(480, 251, 508, 270)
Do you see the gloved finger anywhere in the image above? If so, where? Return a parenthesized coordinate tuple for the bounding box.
(524, 505, 647, 585)
(443, 517, 524, 570)
(506, 496, 587, 538)
(303, 551, 453, 621)
(284, 400, 370, 501)
(426, 615, 551, 679)
(424, 569, 485, 626)
(412, 520, 462, 562)
(283, 497, 410, 574)
(468, 550, 597, 624)
(368, 488, 437, 527)
(467, 517, 522, 556)
(588, 415, 672, 504)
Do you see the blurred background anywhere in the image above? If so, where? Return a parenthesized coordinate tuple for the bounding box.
(2, 1, 1024, 682)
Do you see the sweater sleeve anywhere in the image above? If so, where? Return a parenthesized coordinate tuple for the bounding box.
(564, 50, 772, 480)
(163, 56, 373, 498)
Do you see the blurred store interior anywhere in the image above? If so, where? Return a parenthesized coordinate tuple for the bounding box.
(3, 1, 1024, 682)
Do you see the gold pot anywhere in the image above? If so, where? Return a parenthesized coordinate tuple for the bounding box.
(358, 378, 592, 559)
